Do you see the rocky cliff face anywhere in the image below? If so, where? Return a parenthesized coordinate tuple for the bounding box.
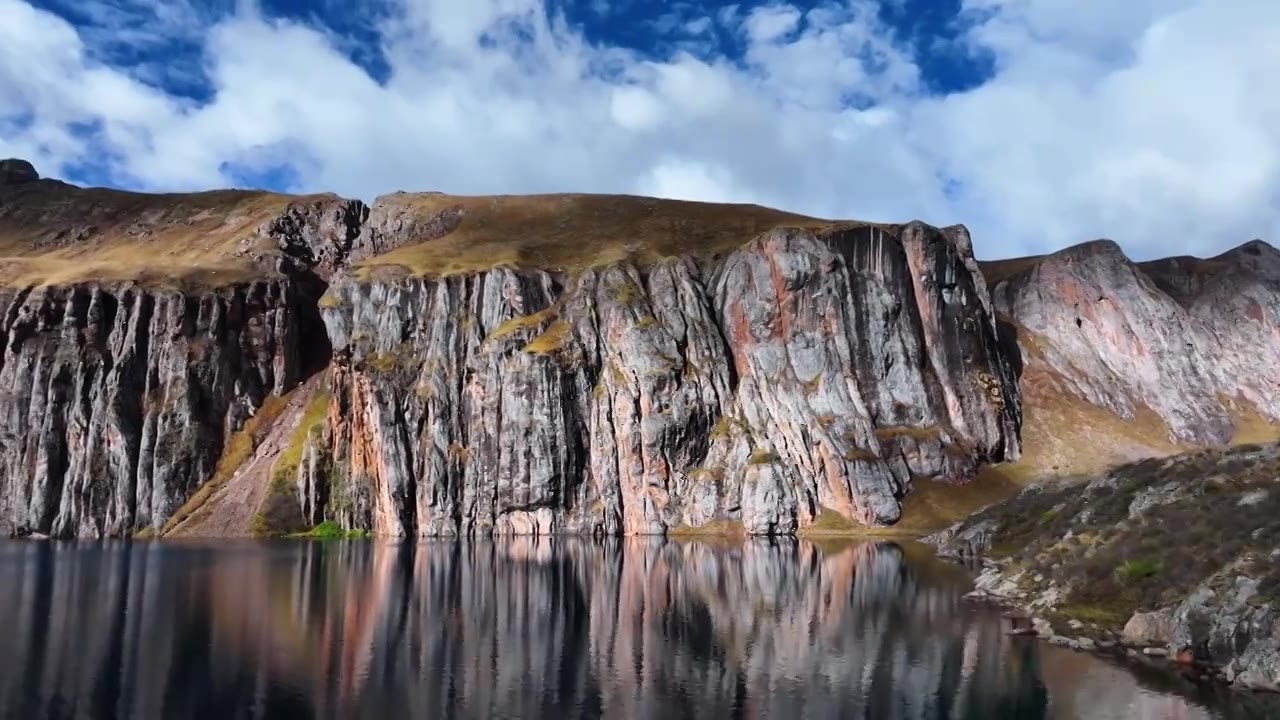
(0, 280, 308, 537)
(0, 165, 364, 538)
(5, 157, 1274, 539)
(301, 211, 1020, 537)
(984, 239, 1280, 478)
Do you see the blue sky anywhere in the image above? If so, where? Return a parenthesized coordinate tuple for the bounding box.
(2, 0, 1278, 260)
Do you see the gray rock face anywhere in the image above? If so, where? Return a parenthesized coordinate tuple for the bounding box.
(258, 196, 369, 277)
(991, 239, 1280, 445)
(1167, 563, 1280, 691)
(0, 280, 313, 537)
(0, 182, 362, 538)
(0, 159, 38, 185)
(303, 221, 1021, 536)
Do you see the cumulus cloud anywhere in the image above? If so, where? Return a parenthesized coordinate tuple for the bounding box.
(0, 0, 1277, 260)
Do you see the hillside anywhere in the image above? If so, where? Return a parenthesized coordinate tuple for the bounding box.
(927, 442, 1280, 692)
(0, 162, 370, 289)
(976, 239, 1280, 484)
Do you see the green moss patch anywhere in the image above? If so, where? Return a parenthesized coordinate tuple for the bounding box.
(288, 520, 369, 540)
(251, 390, 332, 538)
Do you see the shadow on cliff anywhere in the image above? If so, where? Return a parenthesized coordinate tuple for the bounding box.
(294, 271, 336, 380)
(994, 315, 1026, 385)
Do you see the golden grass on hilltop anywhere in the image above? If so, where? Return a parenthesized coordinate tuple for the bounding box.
(356, 192, 852, 279)
(0, 182, 328, 287)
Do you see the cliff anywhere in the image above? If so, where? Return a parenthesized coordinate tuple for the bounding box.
(981, 238, 1280, 480)
(0, 163, 1022, 537)
(0, 163, 365, 538)
(303, 195, 1020, 536)
(3, 157, 1276, 539)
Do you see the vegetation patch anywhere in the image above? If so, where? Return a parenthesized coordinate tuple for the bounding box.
(875, 425, 943, 441)
(363, 343, 416, 374)
(689, 466, 725, 483)
(448, 442, 472, 463)
(842, 447, 880, 462)
(251, 390, 332, 538)
(710, 414, 748, 440)
(669, 519, 746, 537)
(805, 508, 859, 532)
(523, 320, 572, 355)
(634, 315, 659, 330)
(958, 442, 1280, 629)
(892, 470, 1022, 534)
(487, 304, 560, 342)
(288, 520, 368, 540)
(747, 450, 780, 465)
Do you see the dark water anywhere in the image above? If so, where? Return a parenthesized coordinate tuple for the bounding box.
(0, 539, 1272, 720)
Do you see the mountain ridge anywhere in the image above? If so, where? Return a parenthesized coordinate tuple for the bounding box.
(0, 159, 1275, 539)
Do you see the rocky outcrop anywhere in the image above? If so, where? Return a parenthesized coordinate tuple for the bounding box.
(989, 239, 1280, 448)
(302, 215, 1020, 536)
(0, 159, 38, 185)
(927, 442, 1280, 692)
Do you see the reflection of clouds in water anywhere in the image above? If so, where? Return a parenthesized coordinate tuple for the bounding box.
(0, 539, 1241, 720)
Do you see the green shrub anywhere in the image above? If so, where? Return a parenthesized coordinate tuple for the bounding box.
(1116, 558, 1161, 584)
(289, 521, 368, 539)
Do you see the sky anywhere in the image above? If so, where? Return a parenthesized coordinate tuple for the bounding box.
(1, 0, 1277, 260)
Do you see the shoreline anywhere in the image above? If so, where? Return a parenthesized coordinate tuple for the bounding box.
(951, 554, 1280, 697)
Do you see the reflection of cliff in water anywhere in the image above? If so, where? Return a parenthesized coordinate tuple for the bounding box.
(2, 539, 1051, 719)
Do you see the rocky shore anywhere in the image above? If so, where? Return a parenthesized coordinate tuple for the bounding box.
(928, 443, 1280, 692)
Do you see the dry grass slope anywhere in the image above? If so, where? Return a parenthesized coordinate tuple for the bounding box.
(356, 192, 859, 279)
(161, 392, 293, 534)
(0, 180, 330, 288)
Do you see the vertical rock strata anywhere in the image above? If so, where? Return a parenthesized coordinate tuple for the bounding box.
(306, 222, 1020, 536)
(0, 171, 366, 538)
(0, 281, 307, 537)
(0, 168, 1021, 537)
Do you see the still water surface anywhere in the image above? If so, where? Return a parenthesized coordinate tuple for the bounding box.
(0, 539, 1273, 720)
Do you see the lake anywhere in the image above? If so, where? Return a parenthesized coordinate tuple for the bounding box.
(0, 538, 1274, 719)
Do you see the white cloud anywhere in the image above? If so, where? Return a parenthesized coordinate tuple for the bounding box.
(0, 0, 1277, 260)
(743, 4, 802, 44)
